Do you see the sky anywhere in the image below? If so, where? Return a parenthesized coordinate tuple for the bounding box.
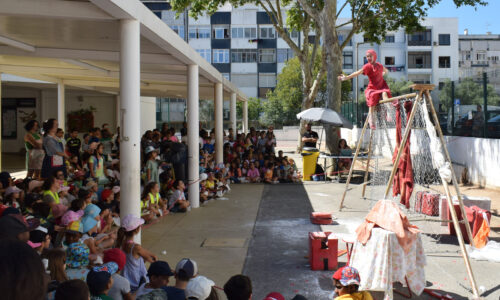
(426, 1, 499, 34)
(337, 1, 499, 35)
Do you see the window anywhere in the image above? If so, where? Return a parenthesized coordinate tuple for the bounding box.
(277, 49, 294, 63)
(477, 52, 486, 61)
(438, 82, 445, 90)
(385, 35, 395, 43)
(438, 34, 451, 46)
(408, 52, 432, 68)
(189, 26, 211, 39)
(408, 29, 432, 46)
(259, 73, 276, 87)
(231, 49, 258, 63)
(170, 25, 185, 38)
(212, 25, 229, 39)
(231, 74, 258, 87)
(439, 56, 451, 68)
(259, 27, 275, 39)
(213, 49, 230, 63)
(231, 27, 257, 39)
(195, 49, 211, 63)
(385, 56, 395, 65)
(258, 49, 276, 63)
(342, 51, 353, 69)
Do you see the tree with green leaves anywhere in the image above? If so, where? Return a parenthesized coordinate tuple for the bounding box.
(261, 52, 351, 129)
(237, 97, 264, 127)
(439, 78, 500, 112)
(171, 0, 486, 152)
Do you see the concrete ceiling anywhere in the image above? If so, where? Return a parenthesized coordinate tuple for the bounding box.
(0, 0, 247, 101)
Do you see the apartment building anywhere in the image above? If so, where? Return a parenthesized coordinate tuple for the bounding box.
(142, 1, 458, 118)
(459, 31, 500, 93)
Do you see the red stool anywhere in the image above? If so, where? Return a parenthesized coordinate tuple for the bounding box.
(309, 232, 338, 271)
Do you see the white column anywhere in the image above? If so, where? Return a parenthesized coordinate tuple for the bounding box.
(230, 92, 237, 139)
(119, 19, 142, 238)
(187, 64, 200, 208)
(243, 100, 248, 134)
(214, 82, 223, 164)
(57, 81, 65, 131)
(115, 95, 121, 129)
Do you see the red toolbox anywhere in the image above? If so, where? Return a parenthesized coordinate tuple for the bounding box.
(415, 191, 440, 216)
(447, 205, 491, 243)
(309, 232, 338, 271)
(310, 212, 333, 225)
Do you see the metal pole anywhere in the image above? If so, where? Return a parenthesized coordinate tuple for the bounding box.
(119, 19, 142, 241)
(187, 64, 200, 208)
(243, 100, 248, 134)
(451, 81, 455, 136)
(483, 72, 488, 138)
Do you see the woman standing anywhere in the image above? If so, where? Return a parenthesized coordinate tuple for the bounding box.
(24, 120, 44, 179)
(41, 119, 68, 179)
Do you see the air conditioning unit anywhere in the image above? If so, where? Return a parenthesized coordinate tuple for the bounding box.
(433, 41, 437, 46)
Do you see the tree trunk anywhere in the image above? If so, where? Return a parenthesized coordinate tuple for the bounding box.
(296, 60, 315, 153)
(320, 12, 343, 156)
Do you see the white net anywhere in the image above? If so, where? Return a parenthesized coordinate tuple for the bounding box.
(364, 94, 460, 254)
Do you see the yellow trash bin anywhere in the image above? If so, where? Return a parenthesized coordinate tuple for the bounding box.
(302, 147, 320, 181)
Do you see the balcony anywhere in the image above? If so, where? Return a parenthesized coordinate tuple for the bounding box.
(408, 40, 432, 46)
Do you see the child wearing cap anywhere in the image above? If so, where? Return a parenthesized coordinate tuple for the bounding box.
(185, 275, 217, 300)
(332, 266, 372, 300)
(103, 248, 134, 300)
(145, 146, 160, 185)
(29, 226, 51, 255)
(115, 214, 157, 291)
(161, 258, 198, 300)
(136, 261, 174, 298)
(86, 262, 119, 300)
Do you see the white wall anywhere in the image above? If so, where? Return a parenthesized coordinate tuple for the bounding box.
(231, 63, 257, 73)
(140, 97, 157, 132)
(1, 87, 42, 153)
(1, 86, 116, 153)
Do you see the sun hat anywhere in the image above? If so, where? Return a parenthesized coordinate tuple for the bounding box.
(175, 258, 198, 279)
(5, 186, 22, 197)
(148, 261, 174, 277)
(101, 189, 113, 201)
(84, 204, 101, 219)
(86, 262, 118, 295)
(121, 214, 144, 232)
(185, 275, 215, 300)
(264, 292, 285, 300)
(332, 266, 361, 286)
(52, 204, 68, 219)
(66, 220, 84, 234)
(85, 180, 97, 190)
(112, 185, 120, 194)
(0, 215, 29, 240)
(61, 210, 84, 226)
(82, 215, 98, 233)
(145, 146, 159, 154)
(103, 248, 126, 271)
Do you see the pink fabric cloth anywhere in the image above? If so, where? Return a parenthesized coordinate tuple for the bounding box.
(363, 50, 391, 107)
(356, 200, 420, 254)
(392, 101, 414, 208)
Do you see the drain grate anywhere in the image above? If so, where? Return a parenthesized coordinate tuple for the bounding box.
(201, 238, 247, 248)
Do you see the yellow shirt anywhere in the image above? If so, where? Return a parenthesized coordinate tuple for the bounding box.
(335, 291, 373, 300)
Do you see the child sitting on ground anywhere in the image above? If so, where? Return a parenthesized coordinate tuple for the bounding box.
(115, 214, 158, 292)
(168, 180, 190, 213)
(247, 162, 260, 183)
(332, 266, 372, 300)
(142, 182, 167, 217)
(86, 262, 119, 300)
(136, 261, 173, 298)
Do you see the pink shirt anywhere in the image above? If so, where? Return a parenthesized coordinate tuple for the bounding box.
(247, 168, 260, 178)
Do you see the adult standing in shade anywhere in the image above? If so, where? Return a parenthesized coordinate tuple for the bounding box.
(24, 120, 44, 179)
(302, 123, 319, 148)
(41, 119, 68, 179)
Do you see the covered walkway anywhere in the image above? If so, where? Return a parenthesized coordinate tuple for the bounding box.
(0, 0, 249, 228)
